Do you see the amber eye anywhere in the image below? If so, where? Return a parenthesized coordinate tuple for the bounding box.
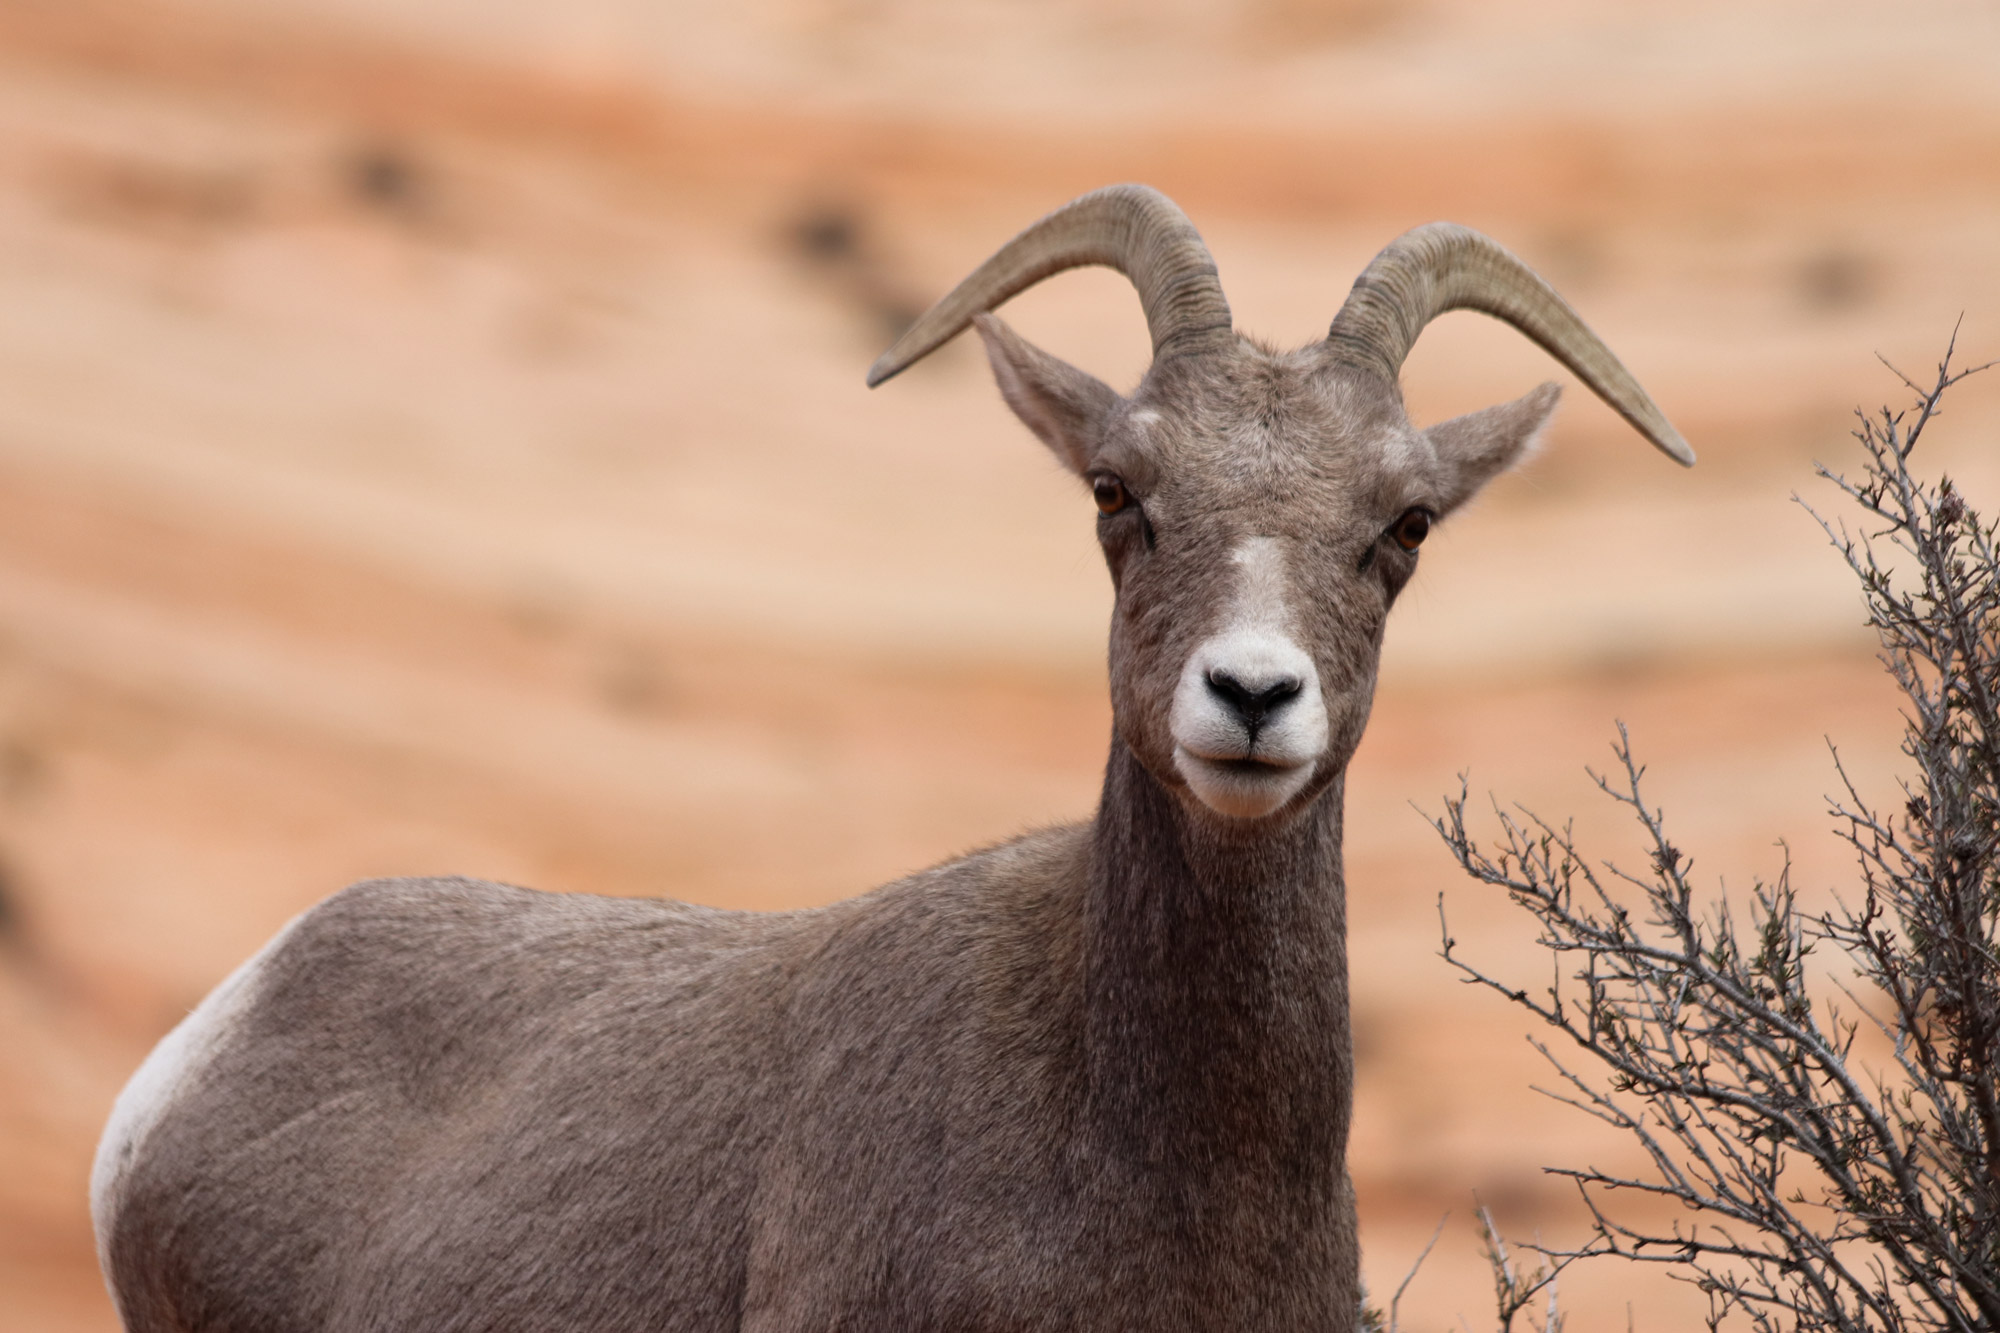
(1391, 508, 1431, 551)
(1092, 475, 1129, 516)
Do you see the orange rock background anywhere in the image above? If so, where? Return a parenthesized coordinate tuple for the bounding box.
(3, 0, 1999, 1327)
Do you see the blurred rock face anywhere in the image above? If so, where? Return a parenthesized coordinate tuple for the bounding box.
(0, 1, 1997, 1329)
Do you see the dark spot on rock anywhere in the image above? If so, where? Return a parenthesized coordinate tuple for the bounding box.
(1798, 248, 1874, 311)
(785, 195, 925, 343)
(793, 207, 859, 264)
(347, 143, 426, 216)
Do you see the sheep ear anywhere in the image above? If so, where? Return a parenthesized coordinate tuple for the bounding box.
(973, 312, 1121, 476)
(1424, 381, 1562, 515)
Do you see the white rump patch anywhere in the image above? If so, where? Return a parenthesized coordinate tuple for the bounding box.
(91, 914, 304, 1283)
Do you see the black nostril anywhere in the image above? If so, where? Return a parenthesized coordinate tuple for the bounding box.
(1205, 670, 1303, 729)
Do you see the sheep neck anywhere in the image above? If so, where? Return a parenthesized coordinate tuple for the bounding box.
(1081, 734, 1351, 1182)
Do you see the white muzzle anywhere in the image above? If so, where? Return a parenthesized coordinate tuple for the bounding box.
(1168, 538, 1329, 819)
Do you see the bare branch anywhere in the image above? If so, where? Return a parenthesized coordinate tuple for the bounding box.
(1434, 344, 2000, 1333)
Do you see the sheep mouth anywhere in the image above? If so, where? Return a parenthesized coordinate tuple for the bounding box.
(1192, 754, 1295, 776)
(1174, 742, 1312, 775)
(1171, 746, 1318, 820)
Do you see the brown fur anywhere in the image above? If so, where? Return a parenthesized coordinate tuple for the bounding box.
(97, 256, 1567, 1331)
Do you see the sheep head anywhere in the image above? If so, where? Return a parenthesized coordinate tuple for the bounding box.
(870, 185, 1689, 825)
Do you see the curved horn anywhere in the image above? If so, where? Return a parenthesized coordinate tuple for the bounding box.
(866, 184, 1233, 388)
(1327, 223, 1693, 465)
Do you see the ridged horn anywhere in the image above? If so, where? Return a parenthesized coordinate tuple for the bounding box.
(1327, 223, 1694, 465)
(866, 184, 1233, 388)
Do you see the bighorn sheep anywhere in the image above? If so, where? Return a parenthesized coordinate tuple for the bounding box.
(91, 185, 1690, 1331)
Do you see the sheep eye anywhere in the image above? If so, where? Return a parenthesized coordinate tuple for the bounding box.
(1391, 507, 1431, 551)
(1092, 475, 1129, 516)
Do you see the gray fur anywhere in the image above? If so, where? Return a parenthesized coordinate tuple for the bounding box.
(93, 191, 1667, 1331)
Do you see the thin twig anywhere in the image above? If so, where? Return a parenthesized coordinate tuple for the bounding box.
(1430, 342, 2000, 1333)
